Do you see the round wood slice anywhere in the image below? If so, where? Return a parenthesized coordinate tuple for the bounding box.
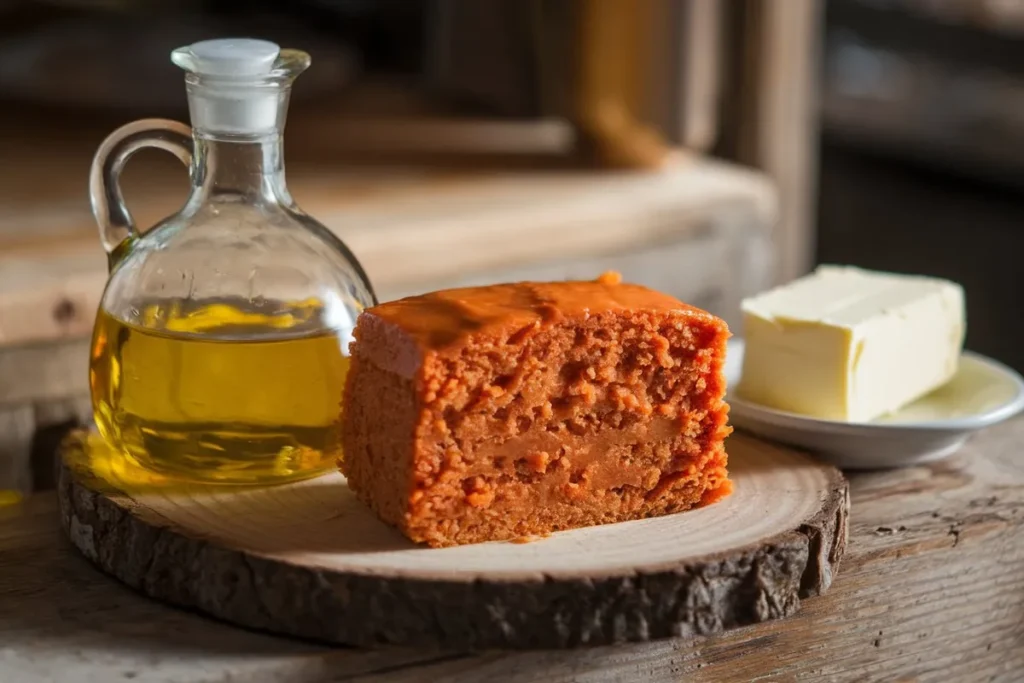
(57, 431, 848, 650)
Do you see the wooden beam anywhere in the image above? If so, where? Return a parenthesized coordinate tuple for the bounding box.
(722, 0, 824, 284)
(575, 0, 673, 168)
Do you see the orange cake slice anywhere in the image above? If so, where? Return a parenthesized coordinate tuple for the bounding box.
(341, 273, 732, 547)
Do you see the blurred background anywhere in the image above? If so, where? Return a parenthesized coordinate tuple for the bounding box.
(0, 0, 1021, 493)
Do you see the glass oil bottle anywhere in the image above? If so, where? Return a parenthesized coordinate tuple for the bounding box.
(88, 39, 376, 484)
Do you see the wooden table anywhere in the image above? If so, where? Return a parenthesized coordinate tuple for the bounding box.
(2, 417, 1022, 682)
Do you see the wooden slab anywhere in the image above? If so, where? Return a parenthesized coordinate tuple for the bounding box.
(56, 431, 847, 649)
(7, 417, 1024, 681)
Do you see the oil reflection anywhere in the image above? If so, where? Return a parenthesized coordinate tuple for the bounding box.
(62, 430, 262, 495)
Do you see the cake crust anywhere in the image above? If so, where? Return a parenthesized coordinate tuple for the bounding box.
(342, 275, 732, 547)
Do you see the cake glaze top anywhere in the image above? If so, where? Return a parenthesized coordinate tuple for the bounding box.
(361, 272, 718, 354)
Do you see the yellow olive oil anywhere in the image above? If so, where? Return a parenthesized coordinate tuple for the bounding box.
(89, 298, 349, 484)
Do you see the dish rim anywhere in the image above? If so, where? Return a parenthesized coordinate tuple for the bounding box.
(725, 339, 1024, 435)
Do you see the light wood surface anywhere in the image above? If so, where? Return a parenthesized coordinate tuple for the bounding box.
(56, 431, 847, 650)
(0, 154, 774, 348)
(3, 416, 1024, 681)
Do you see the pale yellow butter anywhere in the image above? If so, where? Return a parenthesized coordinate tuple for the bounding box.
(737, 265, 966, 422)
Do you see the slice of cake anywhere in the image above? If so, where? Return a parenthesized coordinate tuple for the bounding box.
(341, 273, 732, 547)
(738, 265, 966, 422)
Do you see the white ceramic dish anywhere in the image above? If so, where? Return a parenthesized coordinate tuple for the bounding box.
(724, 338, 1024, 470)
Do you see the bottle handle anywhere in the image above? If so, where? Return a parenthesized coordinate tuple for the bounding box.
(89, 119, 193, 263)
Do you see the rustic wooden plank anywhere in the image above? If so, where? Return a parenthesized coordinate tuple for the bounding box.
(287, 118, 575, 157)
(0, 156, 775, 348)
(384, 222, 767, 332)
(0, 405, 33, 493)
(0, 396, 91, 495)
(56, 433, 848, 649)
(0, 340, 92, 494)
(0, 496, 452, 683)
(0, 249, 107, 346)
(2, 416, 1023, 681)
(313, 159, 775, 293)
(0, 340, 90, 405)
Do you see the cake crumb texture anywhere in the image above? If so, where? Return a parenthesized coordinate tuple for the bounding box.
(342, 275, 732, 547)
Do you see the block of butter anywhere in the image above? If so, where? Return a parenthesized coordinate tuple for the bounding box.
(737, 265, 966, 422)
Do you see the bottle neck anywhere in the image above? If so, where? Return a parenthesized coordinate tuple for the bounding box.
(183, 75, 294, 209)
(188, 132, 292, 207)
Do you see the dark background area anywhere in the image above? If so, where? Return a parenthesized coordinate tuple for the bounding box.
(817, 144, 1024, 372)
(817, 0, 1024, 372)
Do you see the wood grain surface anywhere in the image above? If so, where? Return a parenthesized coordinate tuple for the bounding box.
(0, 130, 775, 347)
(3, 415, 1023, 681)
(55, 432, 846, 650)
